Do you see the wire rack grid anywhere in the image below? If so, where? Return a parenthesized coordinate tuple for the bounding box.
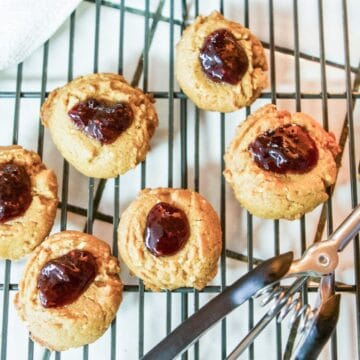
(0, 0, 359, 359)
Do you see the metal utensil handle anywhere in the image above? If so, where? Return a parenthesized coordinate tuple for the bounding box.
(329, 204, 360, 252)
(291, 294, 340, 360)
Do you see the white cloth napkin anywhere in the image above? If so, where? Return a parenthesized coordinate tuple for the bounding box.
(0, 0, 82, 71)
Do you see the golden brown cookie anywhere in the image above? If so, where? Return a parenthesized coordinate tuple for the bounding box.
(224, 104, 340, 220)
(118, 188, 222, 291)
(41, 73, 159, 178)
(14, 230, 123, 351)
(175, 11, 268, 112)
(0, 145, 58, 260)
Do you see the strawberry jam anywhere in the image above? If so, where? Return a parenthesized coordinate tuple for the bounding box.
(144, 202, 190, 257)
(38, 250, 97, 308)
(68, 98, 133, 144)
(0, 163, 32, 223)
(199, 29, 249, 85)
(248, 124, 318, 174)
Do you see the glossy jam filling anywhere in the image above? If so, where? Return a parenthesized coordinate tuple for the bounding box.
(248, 124, 319, 174)
(0, 163, 32, 223)
(37, 250, 97, 308)
(144, 202, 190, 257)
(199, 29, 249, 85)
(68, 98, 133, 144)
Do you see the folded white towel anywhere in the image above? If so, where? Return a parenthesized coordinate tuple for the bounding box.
(0, 0, 81, 71)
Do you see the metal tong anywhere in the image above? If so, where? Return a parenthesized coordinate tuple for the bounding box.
(143, 205, 360, 360)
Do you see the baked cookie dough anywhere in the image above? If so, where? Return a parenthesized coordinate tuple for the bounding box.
(176, 11, 268, 112)
(41, 73, 159, 178)
(14, 230, 123, 351)
(224, 104, 340, 220)
(118, 188, 222, 291)
(0, 145, 58, 260)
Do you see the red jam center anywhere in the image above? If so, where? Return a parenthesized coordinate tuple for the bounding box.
(248, 124, 319, 174)
(68, 98, 133, 144)
(199, 29, 249, 85)
(0, 163, 32, 223)
(37, 250, 97, 308)
(144, 202, 190, 257)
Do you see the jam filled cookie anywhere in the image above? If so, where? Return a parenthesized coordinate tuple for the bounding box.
(41, 73, 159, 178)
(175, 11, 268, 112)
(0, 145, 58, 260)
(14, 230, 123, 351)
(224, 104, 340, 220)
(118, 188, 222, 291)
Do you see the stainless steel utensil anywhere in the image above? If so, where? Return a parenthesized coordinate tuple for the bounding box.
(143, 204, 360, 360)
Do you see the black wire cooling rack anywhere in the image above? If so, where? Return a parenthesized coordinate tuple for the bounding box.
(0, 0, 359, 359)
